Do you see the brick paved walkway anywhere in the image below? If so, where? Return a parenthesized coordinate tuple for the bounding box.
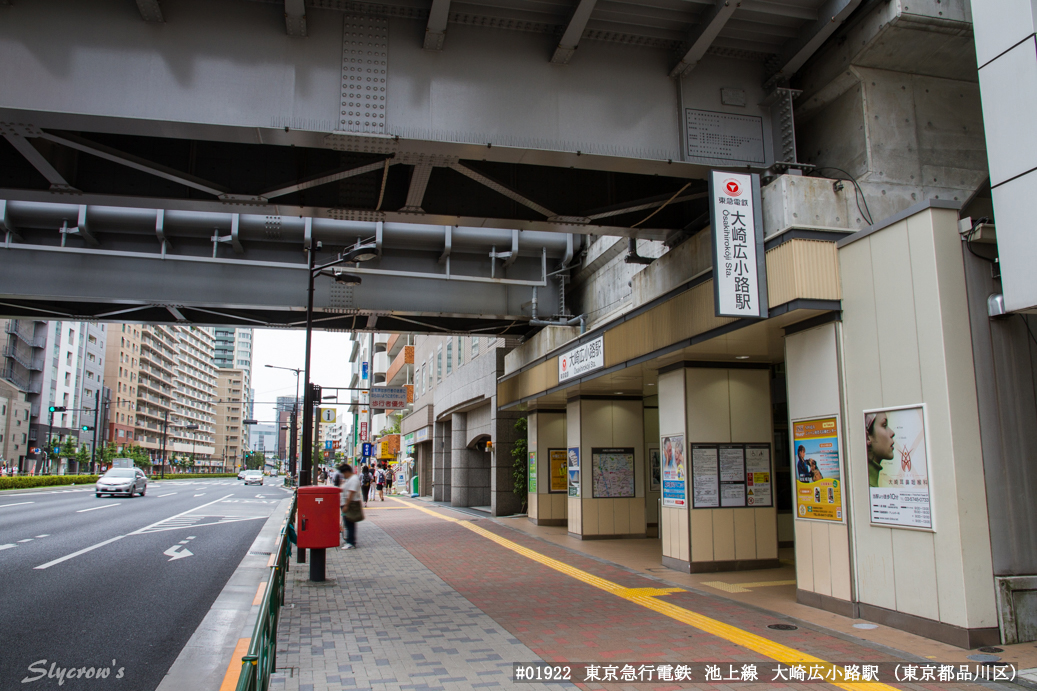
(272, 500, 999, 691)
(270, 512, 566, 691)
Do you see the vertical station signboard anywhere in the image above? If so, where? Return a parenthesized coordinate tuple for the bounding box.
(708, 170, 767, 319)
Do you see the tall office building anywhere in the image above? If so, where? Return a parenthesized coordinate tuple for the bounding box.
(214, 368, 247, 470)
(172, 326, 216, 466)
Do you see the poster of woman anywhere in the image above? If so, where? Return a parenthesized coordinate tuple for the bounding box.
(661, 434, 686, 507)
(864, 405, 932, 529)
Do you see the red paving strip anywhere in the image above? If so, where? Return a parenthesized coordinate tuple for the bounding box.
(370, 504, 987, 691)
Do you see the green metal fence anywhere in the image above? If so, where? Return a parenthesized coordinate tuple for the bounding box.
(235, 493, 297, 691)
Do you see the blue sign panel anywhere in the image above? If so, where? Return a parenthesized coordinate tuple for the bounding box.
(362, 442, 373, 457)
(325, 440, 333, 450)
(361, 361, 369, 380)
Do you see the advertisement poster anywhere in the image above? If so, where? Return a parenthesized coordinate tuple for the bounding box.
(592, 448, 635, 498)
(649, 448, 661, 492)
(567, 447, 581, 498)
(793, 416, 843, 522)
(691, 445, 719, 508)
(745, 445, 772, 507)
(549, 449, 568, 493)
(528, 451, 537, 494)
(865, 405, 932, 529)
(661, 435, 687, 508)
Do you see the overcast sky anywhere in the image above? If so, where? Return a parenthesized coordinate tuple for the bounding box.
(251, 329, 355, 428)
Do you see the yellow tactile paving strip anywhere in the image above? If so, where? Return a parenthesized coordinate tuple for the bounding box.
(392, 498, 900, 691)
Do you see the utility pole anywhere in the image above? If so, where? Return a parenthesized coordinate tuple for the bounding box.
(159, 409, 169, 480)
(91, 389, 101, 473)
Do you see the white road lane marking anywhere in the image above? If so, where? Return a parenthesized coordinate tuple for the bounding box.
(186, 536, 195, 539)
(0, 502, 34, 509)
(17, 539, 33, 543)
(157, 493, 177, 497)
(35, 534, 49, 538)
(33, 494, 236, 570)
(0, 544, 15, 551)
(34, 535, 126, 570)
(128, 494, 234, 535)
(194, 493, 205, 497)
(77, 503, 120, 513)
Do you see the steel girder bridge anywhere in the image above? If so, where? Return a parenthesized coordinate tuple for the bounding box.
(0, 0, 860, 334)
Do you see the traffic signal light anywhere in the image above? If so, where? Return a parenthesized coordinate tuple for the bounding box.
(48, 406, 66, 413)
(81, 425, 93, 432)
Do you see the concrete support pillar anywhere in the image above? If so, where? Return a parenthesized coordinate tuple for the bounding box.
(417, 443, 433, 497)
(490, 409, 523, 516)
(432, 420, 451, 502)
(527, 410, 567, 526)
(450, 412, 490, 507)
(565, 396, 646, 540)
(658, 364, 779, 573)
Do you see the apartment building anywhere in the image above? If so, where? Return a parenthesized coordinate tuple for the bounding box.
(73, 323, 107, 451)
(214, 368, 247, 471)
(172, 326, 216, 466)
(214, 327, 253, 451)
(104, 323, 142, 447)
(0, 377, 31, 470)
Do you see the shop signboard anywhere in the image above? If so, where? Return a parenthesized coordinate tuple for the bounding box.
(708, 170, 767, 319)
(549, 449, 568, 493)
(661, 434, 687, 508)
(528, 451, 537, 493)
(558, 336, 604, 383)
(864, 405, 932, 530)
(567, 447, 581, 497)
(792, 416, 843, 522)
(360, 421, 368, 441)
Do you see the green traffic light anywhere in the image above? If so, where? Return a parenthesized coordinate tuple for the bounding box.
(81, 425, 90, 432)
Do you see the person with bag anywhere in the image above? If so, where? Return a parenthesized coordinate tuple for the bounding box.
(329, 464, 346, 541)
(360, 464, 372, 506)
(339, 463, 363, 549)
(376, 465, 386, 502)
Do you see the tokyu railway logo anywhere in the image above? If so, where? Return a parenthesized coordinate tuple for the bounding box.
(723, 178, 742, 196)
(558, 336, 604, 383)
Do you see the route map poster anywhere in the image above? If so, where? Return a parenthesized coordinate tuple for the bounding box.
(591, 448, 635, 498)
(661, 434, 687, 508)
(792, 416, 843, 522)
(567, 447, 581, 497)
(549, 449, 568, 493)
(864, 405, 932, 530)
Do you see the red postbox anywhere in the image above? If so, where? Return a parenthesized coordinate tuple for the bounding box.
(296, 486, 341, 549)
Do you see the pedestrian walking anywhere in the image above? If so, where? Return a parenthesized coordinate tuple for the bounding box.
(376, 465, 386, 501)
(339, 463, 363, 549)
(361, 464, 372, 506)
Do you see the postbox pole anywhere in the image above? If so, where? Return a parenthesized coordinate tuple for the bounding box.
(309, 548, 326, 582)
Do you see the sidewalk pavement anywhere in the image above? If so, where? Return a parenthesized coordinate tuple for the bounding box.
(268, 498, 1025, 691)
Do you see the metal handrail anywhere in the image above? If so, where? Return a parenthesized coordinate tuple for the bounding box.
(235, 493, 297, 691)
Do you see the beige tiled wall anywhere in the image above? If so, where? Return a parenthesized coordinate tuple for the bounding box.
(566, 397, 646, 537)
(838, 206, 997, 630)
(528, 410, 567, 524)
(785, 322, 853, 603)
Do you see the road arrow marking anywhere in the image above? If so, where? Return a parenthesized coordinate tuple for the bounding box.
(164, 544, 193, 561)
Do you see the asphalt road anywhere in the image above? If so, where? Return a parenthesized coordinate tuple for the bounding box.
(0, 477, 290, 690)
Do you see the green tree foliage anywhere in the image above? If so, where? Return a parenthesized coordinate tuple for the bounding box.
(511, 416, 528, 513)
(75, 444, 90, 468)
(244, 451, 265, 470)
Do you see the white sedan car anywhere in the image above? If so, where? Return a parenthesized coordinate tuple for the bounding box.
(96, 468, 147, 497)
(243, 470, 264, 486)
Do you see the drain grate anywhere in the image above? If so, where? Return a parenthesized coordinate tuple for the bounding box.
(767, 624, 798, 631)
(248, 550, 273, 556)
